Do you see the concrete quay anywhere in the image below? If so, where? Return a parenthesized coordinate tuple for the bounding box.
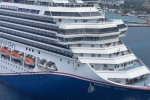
(125, 23, 150, 27)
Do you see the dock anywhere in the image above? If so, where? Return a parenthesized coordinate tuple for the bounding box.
(125, 23, 150, 27)
(123, 20, 150, 27)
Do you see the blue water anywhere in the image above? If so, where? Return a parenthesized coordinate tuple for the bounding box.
(122, 27, 150, 67)
(106, 12, 146, 23)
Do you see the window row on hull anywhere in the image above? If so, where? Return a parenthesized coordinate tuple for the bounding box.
(0, 27, 64, 48)
(18, 8, 40, 14)
(55, 3, 94, 7)
(0, 10, 56, 24)
(44, 11, 101, 17)
(0, 5, 40, 14)
(44, 11, 81, 17)
(58, 35, 118, 42)
(117, 24, 126, 29)
(0, 15, 58, 33)
(0, 34, 73, 58)
(0, 21, 58, 40)
(58, 27, 119, 35)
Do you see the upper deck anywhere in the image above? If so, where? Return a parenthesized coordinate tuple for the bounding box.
(1, 0, 104, 19)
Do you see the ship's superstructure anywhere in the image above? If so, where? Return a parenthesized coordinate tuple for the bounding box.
(0, 0, 150, 100)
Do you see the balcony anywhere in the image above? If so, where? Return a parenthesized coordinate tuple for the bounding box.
(78, 53, 136, 64)
(95, 60, 149, 79)
(71, 44, 127, 55)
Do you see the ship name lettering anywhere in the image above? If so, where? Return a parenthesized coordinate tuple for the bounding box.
(94, 83, 111, 88)
(0, 39, 15, 49)
(114, 87, 127, 91)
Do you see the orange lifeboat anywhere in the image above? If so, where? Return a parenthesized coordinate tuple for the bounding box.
(11, 51, 21, 59)
(25, 57, 35, 65)
(0, 47, 10, 55)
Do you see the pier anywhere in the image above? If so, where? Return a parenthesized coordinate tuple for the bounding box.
(125, 23, 150, 27)
(124, 21, 150, 27)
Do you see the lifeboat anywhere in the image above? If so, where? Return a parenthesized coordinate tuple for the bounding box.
(11, 51, 22, 59)
(0, 47, 10, 55)
(24, 57, 35, 66)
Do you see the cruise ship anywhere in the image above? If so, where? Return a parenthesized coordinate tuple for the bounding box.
(0, 0, 150, 100)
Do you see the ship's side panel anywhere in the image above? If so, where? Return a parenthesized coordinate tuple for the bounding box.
(0, 73, 149, 100)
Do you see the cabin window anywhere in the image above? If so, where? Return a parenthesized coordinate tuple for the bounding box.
(98, 54, 101, 57)
(129, 62, 130, 64)
(59, 19, 61, 22)
(91, 54, 95, 57)
(78, 44, 81, 47)
(38, 51, 40, 54)
(91, 44, 94, 47)
(80, 53, 83, 57)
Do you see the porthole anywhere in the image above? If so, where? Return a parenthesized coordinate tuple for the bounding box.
(60, 59, 62, 61)
(68, 61, 70, 64)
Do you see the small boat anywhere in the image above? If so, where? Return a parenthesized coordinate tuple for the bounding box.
(0, 47, 10, 55)
(11, 51, 22, 59)
(24, 57, 35, 66)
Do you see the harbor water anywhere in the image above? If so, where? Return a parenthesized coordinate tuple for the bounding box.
(0, 13, 149, 100)
(106, 12, 146, 23)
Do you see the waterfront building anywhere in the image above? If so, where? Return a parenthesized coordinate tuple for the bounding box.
(142, 0, 150, 9)
(101, 0, 124, 6)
